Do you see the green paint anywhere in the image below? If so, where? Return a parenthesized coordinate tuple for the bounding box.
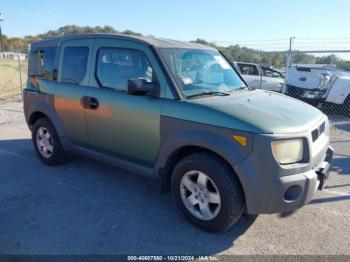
(26, 35, 324, 167)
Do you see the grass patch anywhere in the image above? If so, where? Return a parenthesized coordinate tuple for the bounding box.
(0, 58, 28, 101)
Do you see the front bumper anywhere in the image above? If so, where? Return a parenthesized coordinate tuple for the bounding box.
(234, 130, 333, 215)
(286, 85, 325, 101)
(268, 146, 333, 213)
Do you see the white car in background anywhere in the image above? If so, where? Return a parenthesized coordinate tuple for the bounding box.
(234, 62, 284, 92)
(286, 64, 350, 116)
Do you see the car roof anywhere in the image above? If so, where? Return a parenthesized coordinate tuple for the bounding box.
(30, 33, 215, 51)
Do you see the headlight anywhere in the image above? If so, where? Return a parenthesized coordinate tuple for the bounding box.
(319, 73, 331, 90)
(271, 139, 304, 165)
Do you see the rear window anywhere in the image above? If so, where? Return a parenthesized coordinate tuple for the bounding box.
(61, 46, 89, 84)
(28, 47, 56, 80)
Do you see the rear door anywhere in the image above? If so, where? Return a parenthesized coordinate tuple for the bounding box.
(54, 39, 94, 145)
(237, 63, 261, 88)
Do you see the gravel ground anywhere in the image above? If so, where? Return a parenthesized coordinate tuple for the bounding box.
(0, 101, 349, 255)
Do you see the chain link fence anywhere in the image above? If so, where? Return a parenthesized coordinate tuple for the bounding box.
(285, 38, 350, 120)
(216, 38, 350, 147)
(0, 38, 349, 145)
(0, 54, 27, 102)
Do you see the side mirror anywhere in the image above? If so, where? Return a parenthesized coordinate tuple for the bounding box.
(127, 79, 159, 96)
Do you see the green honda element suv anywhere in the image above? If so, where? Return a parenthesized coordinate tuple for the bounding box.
(24, 34, 334, 232)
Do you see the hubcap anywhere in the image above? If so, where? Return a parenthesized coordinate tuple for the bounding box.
(36, 127, 53, 158)
(180, 170, 221, 221)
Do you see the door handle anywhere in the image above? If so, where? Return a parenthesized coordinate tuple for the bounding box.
(81, 96, 99, 110)
(88, 97, 99, 109)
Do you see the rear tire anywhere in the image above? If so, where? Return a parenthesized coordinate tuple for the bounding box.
(32, 117, 66, 166)
(171, 152, 245, 233)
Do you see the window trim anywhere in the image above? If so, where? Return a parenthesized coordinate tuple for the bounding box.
(94, 47, 160, 93)
(61, 46, 89, 85)
(151, 46, 181, 100)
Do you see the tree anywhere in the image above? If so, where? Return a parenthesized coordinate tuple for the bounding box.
(316, 54, 339, 65)
(2, 25, 143, 53)
(3, 29, 350, 71)
(121, 30, 142, 36)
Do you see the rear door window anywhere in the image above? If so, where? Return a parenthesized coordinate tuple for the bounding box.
(61, 46, 89, 84)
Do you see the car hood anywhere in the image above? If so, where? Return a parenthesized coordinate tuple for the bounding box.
(191, 89, 325, 134)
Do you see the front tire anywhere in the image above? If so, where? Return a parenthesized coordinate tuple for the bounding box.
(32, 117, 66, 166)
(171, 153, 245, 233)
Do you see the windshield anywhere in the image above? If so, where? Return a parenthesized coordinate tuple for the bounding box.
(159, 48, 246, 98)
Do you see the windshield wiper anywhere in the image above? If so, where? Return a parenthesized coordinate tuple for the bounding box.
(186, 91, 230, 99)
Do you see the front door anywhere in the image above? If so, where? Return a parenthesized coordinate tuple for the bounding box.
(85, 39, 163, 167)
(54, 39, 94, 145)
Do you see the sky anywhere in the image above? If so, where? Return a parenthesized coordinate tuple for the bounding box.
(1, 0, 350, 42)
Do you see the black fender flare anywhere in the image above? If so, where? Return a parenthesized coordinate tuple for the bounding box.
(155, 127, 254, 193)
(23, 90, 72, 150)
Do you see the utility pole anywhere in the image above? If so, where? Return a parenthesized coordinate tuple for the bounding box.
(282, 36, 295, 94)
(0, 11, 4, 53)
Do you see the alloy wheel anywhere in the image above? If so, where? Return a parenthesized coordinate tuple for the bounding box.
(180, 170, 221, 221)
(36, 127, 54, 158)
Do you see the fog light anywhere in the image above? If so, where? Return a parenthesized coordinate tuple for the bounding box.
(284, 185, 302, 201)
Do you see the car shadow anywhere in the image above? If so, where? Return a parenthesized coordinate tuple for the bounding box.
(333, 122, 350, 133)
(330, 156, 350, 176)
(309, 195, 350, 205)
(325, 183, 350, 189)
(0, 139, 256, 255)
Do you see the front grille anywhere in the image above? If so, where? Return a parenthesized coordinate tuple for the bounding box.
(312, 122, 326, 142)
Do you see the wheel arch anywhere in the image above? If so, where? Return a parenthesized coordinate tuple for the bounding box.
(158, 141, 249, 200)
(23, 90, 72, 151)
(24, 91, 66, 136)
(28, 111, 49, 127)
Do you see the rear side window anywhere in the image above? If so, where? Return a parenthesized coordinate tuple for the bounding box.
(96, 48, 155, 91)
(61, 47, 89, 84)
(28, 47, 56, 80)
